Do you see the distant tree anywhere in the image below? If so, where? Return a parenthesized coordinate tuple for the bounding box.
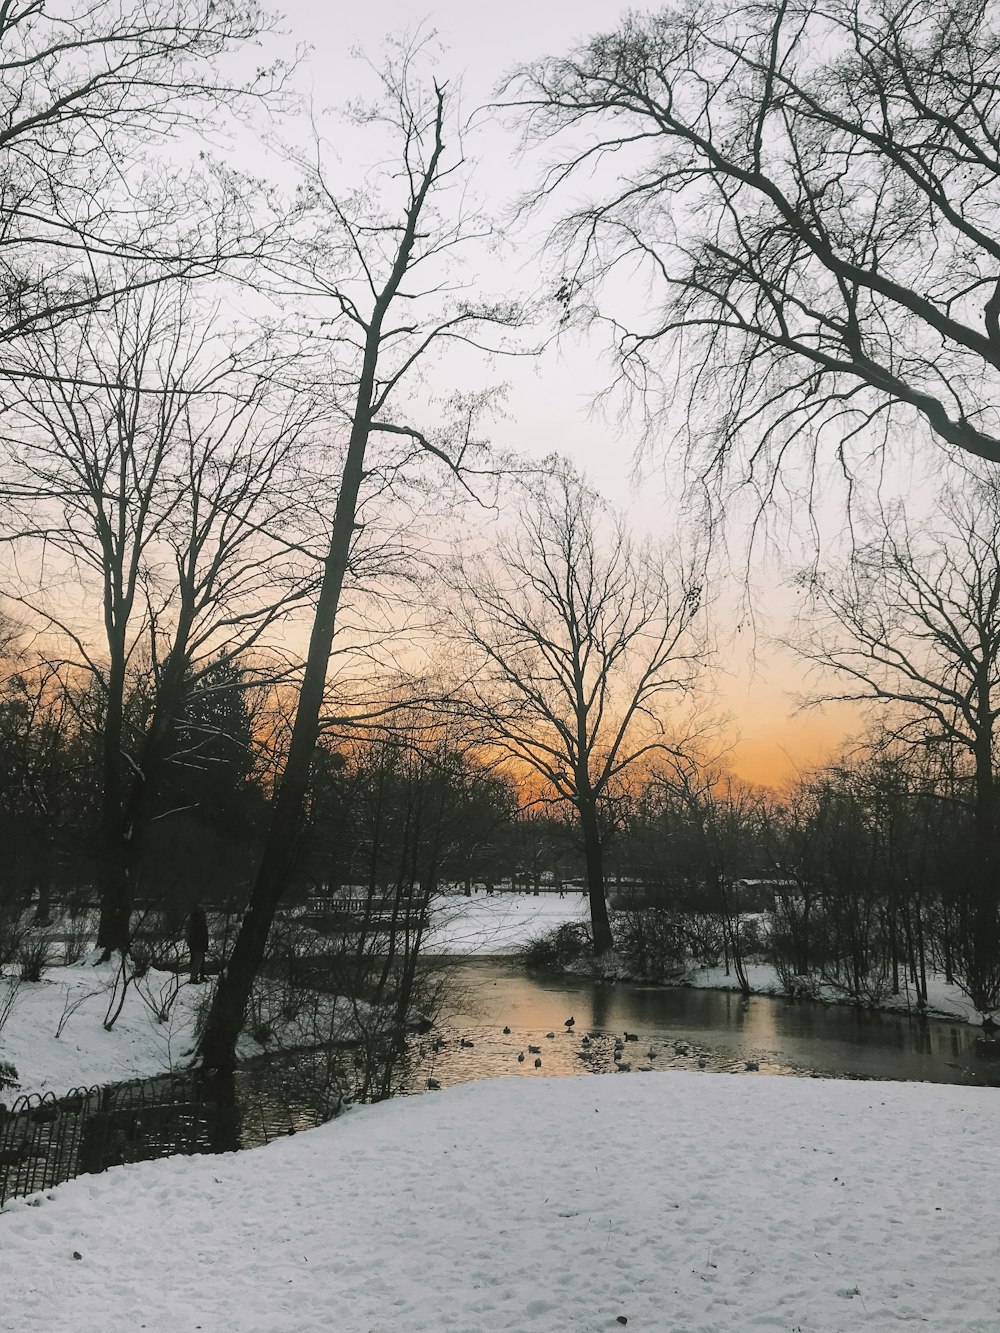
(448, 463, 707, 955)
(652, 758, 770, 993)
(795, 475, 1000, 1009)
(1, 284, 317, 951)
(140, 660, 266, 912)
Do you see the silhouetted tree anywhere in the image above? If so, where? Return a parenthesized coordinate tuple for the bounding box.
(448, 463, 707, 954)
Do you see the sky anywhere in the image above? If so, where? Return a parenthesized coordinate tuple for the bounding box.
(257, 0, 869, 788)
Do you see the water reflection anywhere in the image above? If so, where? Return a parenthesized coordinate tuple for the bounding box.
(425, 958, 996, 1089)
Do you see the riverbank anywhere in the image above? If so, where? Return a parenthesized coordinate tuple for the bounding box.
(0, 953, 358, 1100)
(3, 1071, 997, 1332)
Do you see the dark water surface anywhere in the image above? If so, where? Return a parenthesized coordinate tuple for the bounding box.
(413, 958, 996, 1090)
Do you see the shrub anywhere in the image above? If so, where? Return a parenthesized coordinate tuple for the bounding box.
(16, 932, 52, 982)
(521, 921, 591, 971)
(612, 907, 688, 980)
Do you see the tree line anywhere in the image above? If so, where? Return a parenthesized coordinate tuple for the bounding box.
(2, 0, 1000, 1072)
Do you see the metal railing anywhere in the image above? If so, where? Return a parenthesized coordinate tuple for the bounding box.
(0, 1065, 338, 1207)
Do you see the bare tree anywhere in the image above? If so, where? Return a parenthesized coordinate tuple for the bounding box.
(793, 472, 1000, 1009)
(447, 463, 707, 955)
(0, 0, 290, 365)
(0, 283, 319, 951)
(511, 0, 1000, 492)
(198, 49, 525, 1069)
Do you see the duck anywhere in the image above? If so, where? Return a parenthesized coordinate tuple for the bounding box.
(517, 1051, 525, 1063)
(528, 1044, 541, 1054)
(460, 1038, 475, 1049)
(502, 1025, 511, 1035)
(426, 1077, 441, 1090)
(534, 1057, 542, 1068)
(624, 1031, 638, 1042)
(545, 1031, 555, 1039)
(745, 1059, 759, 1072)
(581, 1034, 591, 1046)
(564, 1016, 575, 1029)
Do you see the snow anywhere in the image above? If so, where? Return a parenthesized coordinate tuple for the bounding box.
(681, 961, 985, 1024)
(2, 1071, 999, 1332)
(0, 954, 355, 1101)
(0, 955, 205, 1100)
(423, 890, 589, 955)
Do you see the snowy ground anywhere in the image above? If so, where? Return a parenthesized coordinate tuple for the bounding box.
(1, 956, 205, 1099)
(3, 1071, 998, 1332)
(0, 954, 356, 1100)
(423, 890, 589, 955)
(682, 961, 985, 1024)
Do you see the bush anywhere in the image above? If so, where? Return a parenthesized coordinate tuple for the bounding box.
(612, 907, 688, 980)
(16, 932, 52, 982)
(521, 921, 592, 971)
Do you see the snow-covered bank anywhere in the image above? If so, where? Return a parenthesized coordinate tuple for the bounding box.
(0, 956, 204, 1098)
(683, 960, 985, 1024)
(3, 1072, 998, 1332)
(0, 955, 357, 1100)
(423, 891, 589, 955)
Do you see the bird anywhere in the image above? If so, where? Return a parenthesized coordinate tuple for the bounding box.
(528, 1044, 541, 1054)
(427, 1077, 441, 1090)
(624, 1032, 638, 1042)
(534, 1057, 542, 1068)
(460, 1038, 475, 1049)
(697, 1058, 708, 1069)
(745, 1059, 759, 1072)
(647, 1049, 656, 1061)
(581, 1034, 591, 1046)
(502, 1025, 511, 1034)
(616, 1062, 631, 1073)
(545, 1031, 555, 1039)
(517, 1051, 525, 1063)
(564, 1016, 575, 1029)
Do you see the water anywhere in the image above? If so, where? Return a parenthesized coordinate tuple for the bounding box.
(409, 958, 997, 1091)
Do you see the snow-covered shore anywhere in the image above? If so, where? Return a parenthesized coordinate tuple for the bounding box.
(3, 1071, 998, 1332)
(422, 890, 589, 954)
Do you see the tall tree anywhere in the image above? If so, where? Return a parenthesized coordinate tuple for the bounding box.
(447, 464, 707, 954)
(0, 284, 317, 950)
(794, 474, 1000, 1009)
(512, 0, 1000, 482)
(199, 50, 523, 1069)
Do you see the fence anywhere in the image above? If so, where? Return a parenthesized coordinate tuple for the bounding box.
(0, 1065, 340, 1207)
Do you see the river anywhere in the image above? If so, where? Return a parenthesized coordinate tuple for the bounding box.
(415, 957, 995, 1089)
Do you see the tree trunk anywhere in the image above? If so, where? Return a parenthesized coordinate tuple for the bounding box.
(579, 799, 613, 955)
(97, 648, 129, 953)
(198, 507, 365, 1070)
(198, 85, 450, 1071)
(200, 332, 382, 1068)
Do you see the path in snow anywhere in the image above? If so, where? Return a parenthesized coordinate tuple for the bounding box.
(2, 1071, 998, 1332)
